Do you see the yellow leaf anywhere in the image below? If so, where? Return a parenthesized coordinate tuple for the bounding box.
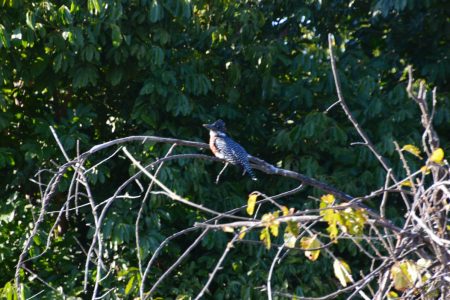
(387, 291, 399, 299)
(270, 223, 279, 237)
(281, 206, 289, 216)
(283, 231, 296, 248)
(402, 144, 422, 159)
(247, 193, 258, 215)
(320, 195, 339, 240)
(320, 194, 335, 205)
(322, 208, 340, 240)
(320, 195, 366, 240)
(260, 227, 271, 249)
(286, 220, 299, 236)
(430, 148, 444, 164)
(261, 213, 273, 226)
(261, 212, 279, 227)
(333, 259, 352, 287)
(300, 235, 321, 261)
(391, 260, 418, 292)
(222, 226, 234, 233)
(420, 165, 431, 174)
(341, 207, 367, 235)
(238, 226, 247, 240)
(400, 180, 413, 187)
(328, 222, 339, 241)
(261, 213, 272, 225)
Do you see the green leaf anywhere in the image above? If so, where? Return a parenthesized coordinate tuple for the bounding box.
(150, 46, 164, 65)
(0, 24, 10, 48)
(125, 275, 135, 295)
(58, 5, 73, 25)
(108, 69, 123, 86)
(84, 44, 95, 62)
(72, 66, 98, 88)
(33, 235, 41, 246)
(149, 0, 164, 23)
(53, 53, 63, 72)
(111, 24, 122, 47)
(2, 281, 17, 300)
(25, 11, 35, 30)
(88, 0, 101, 15)
(140, 82, 155, 95)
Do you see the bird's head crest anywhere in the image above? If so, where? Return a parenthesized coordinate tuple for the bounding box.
(203, 119, 227, 133)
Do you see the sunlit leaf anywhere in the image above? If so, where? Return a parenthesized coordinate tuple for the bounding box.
(269, 222, 279, 237)
(26, 11, 35, 30)
(420, 166, 431, 174)
(402, 144, 422, 159)
(0, 24, 10, 48)
(341, 207, 367, 235)
(261, 212, 273, 225)
(33, 235, 41, 246)
(238, 226, 247, 240)
(125, 275, 135, 295)
(430, 148, 444, 164)
(260, 227, 271, 249)
(321, 194, 367, 240)
(283, 231, 296, 248)
(320, 194, 335, 205)
(387, 291, 399, 299)
(333, 259, 352, 287)
(400, 180, 413, 187)
(247, 193, 257, 215)
(88, 0, 101, 15)
(390, 260, 418, 292)
(58, 5, 73, 25)
(286, 220, 299, 236)
(320, 195, 341, 240)
(300, 235, 321, 261)
(222, 226, 234, 233)
(261, 212, 280, 238)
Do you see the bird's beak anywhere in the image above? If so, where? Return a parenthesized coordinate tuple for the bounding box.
(203, 123, 212, 130)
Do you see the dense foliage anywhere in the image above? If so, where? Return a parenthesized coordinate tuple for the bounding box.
(1, 0, 449, 298)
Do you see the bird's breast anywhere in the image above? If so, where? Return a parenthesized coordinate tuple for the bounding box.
(209, 136, 224, 159)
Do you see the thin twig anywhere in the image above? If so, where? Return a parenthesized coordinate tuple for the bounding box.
(194, 234, 240, 299)
(137, 144, 176, 299)
(145, 229, 210, 298)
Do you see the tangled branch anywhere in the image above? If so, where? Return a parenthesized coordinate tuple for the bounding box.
(14, 36, 449, 300)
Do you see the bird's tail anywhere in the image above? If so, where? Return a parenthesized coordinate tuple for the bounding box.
(244, 166, 257, 181)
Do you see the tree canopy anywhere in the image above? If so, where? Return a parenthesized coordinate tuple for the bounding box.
(1, 0, 449, 299)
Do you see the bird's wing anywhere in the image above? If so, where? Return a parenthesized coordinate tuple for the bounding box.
(215, 137, 248, 165)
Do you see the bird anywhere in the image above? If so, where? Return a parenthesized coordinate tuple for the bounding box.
(203, 119, 257, 181)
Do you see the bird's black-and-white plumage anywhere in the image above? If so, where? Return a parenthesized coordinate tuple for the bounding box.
(203, 119, 257, 181)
